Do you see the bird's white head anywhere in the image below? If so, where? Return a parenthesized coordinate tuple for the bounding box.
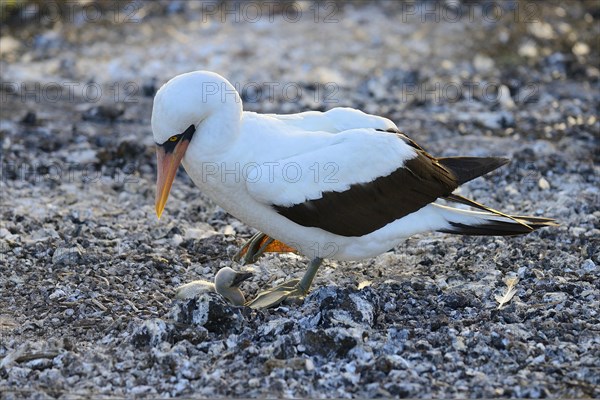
(151, 71, 243, 218)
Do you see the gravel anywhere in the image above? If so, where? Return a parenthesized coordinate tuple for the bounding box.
(1, 1, 599, 398)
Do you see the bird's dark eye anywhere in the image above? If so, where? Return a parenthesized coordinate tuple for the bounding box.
(169, 135, 179, 142)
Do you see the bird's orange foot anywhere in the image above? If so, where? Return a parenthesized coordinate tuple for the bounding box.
(234, 232, 297, 265)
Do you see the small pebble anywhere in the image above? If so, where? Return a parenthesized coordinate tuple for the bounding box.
(305, 359, 315, 371)
(572, 42, 590, 57)
(580, 259, 596, 274)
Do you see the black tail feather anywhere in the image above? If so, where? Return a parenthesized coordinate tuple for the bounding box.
(434, 157, 557, 236)
(439, 220, 535, 236)
(444, 193, 533, 230)
(439, 215, 557, 236)
(438, 156, 509, 185)
(438, 194, 558, 236)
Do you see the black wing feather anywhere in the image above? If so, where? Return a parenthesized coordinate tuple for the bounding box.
(273, 130, 509, 237)
(438, 157, 509, 185)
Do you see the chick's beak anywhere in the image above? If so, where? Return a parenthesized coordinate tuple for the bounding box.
(155, 139, 190, 219)
(231, 271, 253, 287)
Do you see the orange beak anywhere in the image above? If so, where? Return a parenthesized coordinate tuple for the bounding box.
(155, 139, 191, 219)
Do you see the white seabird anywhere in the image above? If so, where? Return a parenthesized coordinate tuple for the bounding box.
(175, 267, 252, 306)
(151, 71, 556, 308)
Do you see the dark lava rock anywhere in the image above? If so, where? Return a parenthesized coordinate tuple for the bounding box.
(180, 235, 233, 262)
(385, 382, 418, 397)
(440, 291, 480, 309)
(20, 111, 37, 125)
(273, 335, 297, 359)
(309, 286, 380, 329)
(169, 292, 245, 334)
(95, 139, 148, 174)
(302, 328, 358, 358)
(142, 78, 157, 97)
(51, 245, 84, 266)
(490, 331, 510, 350)
(82, 104, 124, 122)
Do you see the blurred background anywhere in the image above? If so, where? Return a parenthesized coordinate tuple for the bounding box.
(1, 0, 598, 112)
(1, 1, 598, 398)
(1, 0, 598, 181)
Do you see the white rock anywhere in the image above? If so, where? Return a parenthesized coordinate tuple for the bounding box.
(222, 225, 235, 235)
(305, 358, 315, 371)
(474, 111, 514, 130)
(172, 234, 183, 246)
(518, 41, 538, 58)
(66, 149, 98, 164)
(498, 85, 515, 110)
(580, 259, 597, 274)
(184, 224, 219, 240)
(0, 36, 20, 56)
(543, 292, 567, 303)
(529, 22, 554, 40)
(572, 42, 590, 57)
(30, 228, 60, 242)
(49, 289, 67, 300)
(538, 177, 550, 190)
(569, 227, 586, 237)
(473, 54, 495, 73)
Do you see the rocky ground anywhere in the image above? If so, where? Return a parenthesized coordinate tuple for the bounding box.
(1, 1, 599, 398)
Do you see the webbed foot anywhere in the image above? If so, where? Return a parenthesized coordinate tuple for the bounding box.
(245, 279, 307, 309)
(245, 257, 323, 309)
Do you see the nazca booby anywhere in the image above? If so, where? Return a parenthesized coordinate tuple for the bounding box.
(151, 71, 556, 308)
